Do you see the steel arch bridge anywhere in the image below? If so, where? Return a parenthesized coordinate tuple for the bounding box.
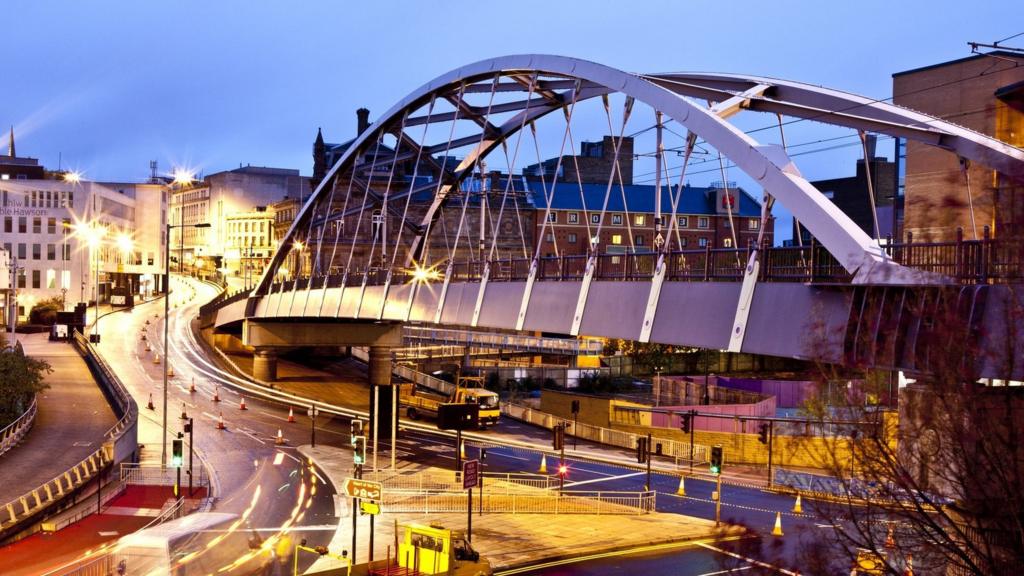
(205, 55, 1024, 379)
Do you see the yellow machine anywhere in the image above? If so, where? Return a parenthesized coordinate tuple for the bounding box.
(400, 374, 501, 428)
(397, 523, 478, 575)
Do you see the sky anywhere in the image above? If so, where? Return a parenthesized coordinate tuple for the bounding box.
(5, 1, 1022, 239)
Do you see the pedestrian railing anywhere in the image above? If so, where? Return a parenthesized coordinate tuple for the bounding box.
(0, 448, 112, 533)
(0, 395, 37, 456)
(402, 326, 604, 355)
(380, 488, 655, 515)
(502, 401, 710, 464)
(120, 463, 210, 491)
(363, 470, 559, 492)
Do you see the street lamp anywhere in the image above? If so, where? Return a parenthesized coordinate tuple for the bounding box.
(117, 233, 134, 304)
(86, 223, 107, 342)
(162, 221, 210, 468)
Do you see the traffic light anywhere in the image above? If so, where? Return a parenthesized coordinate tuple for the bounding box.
(183, 419, 192, 433)
(710, 444, 723, 475)
(558, 463, 568, 477)
(172, 439, 184, 468)
(680, 413, 691, 434)
(570, 400, 580, 415)
(553, 423, 565, 451)
(350, 420, 363, 446)
(636, 436, 649, 464)
(757, 423, 769, 445)
(353, 435, 366, 466)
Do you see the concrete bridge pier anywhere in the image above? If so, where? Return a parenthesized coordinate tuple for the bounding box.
(368, 345, 396, 457)
(253, 347, 280, 382)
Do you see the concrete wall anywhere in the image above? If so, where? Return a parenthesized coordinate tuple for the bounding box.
(540, 389, 650, 428)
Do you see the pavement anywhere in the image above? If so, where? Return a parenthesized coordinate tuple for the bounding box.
(298, 444, 726, 573)
(0, 333, 117, 507)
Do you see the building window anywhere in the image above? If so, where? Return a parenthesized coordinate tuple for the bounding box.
(17, 271, 25, 288)
(32, 269, 40, 289)
(18, 217, 26, 233)
(724, 219, 731, 229)
(680, 237, 688, 247)
(611, 214, 622, 225)
(568, 233, 578, 243)
(148, 252, 155, 266)
(46, 269, 56, 289)
(17, 243, 26, 259)
(677, 216, 688, 228)
(723, 238, 733, 248)
(634, 215, 645, 226)
(32, 217, 41, 234)
(591, 214, 600, 224)
(567, 212, 579, 224)
(698, 217, 709, 229)
(48, 217, 56, 234)
(635, 235, 645, 246)
(63, 244, 71, 260)
(611, 234, 622, 245)
(62, 270, 70, 289)
(32, 244, 40, 260)
(47, 244, 56, 260)
(698, 237, 708, 248)
(3, 216, 10, 233)
(748, 219, 760, 230)
(546, 213, 557, 223)
(545, 233, 555, 243)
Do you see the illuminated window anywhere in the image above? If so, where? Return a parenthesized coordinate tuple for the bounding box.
(568, 233, 578, 243)
(634, 215, 645, 226)
(611, 234, 622, 245)
(698, 237, 708, 248)
(748, 219, 760, 230)
(723, 238, 733, 248)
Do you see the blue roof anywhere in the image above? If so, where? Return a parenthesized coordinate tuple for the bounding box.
(525, 181, 761, 217)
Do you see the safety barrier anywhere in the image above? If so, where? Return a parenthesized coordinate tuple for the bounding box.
(119, 463, 210, 491)
(403, 326, 604, 355)
(0, 332, 139, 538)
(380, 489, 655, 515)
(0, 395, 37, 456)
(502, 401, 710, 464)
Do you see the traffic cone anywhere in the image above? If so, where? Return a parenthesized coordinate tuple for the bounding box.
(153, 354, 161, 365)
(275, 429, 286, 445)
(676, 476, 686, 496)
(792, 494, 803, 514)
(287, 406, 296, 423)
(168, 366, 175, 378)
(460, 440, 466, 460)
(885, 524, 896, 549)
(539, 454, 548, 474)
(189, 378, 196, 394)
(217, 412, 226, 430)
(239, 396, 247, 410)
(771, 511, 784, 537)
(213, 386, 221, 402)
(181, 402, 188, 419)
(147, 394, 155, 410)
(145, 342, 151, 352)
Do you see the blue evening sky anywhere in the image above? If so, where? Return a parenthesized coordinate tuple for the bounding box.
(5, 1, 1021, 239)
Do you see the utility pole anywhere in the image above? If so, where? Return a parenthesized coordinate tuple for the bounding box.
(645, 432, 652, 492)
(767, 419, 774, 489)
(689, 409, 696, 474)
(187, 417, 194, 496)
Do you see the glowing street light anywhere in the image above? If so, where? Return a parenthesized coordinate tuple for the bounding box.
(63, 171, 82, 184)
(172, 169, 194, 186)
(410, 264, 442, 284)
(116, 232, 134, 255)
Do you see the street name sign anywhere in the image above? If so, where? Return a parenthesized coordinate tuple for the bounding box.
(343, 477, 382, 500)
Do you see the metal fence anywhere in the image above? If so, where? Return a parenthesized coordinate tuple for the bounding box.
(120, 463, 210, 490)
(363, 470, 559, 492)
(380, 489, 655, 515)
(502, 402, 710, 463)
(0, 395, 37, 456)
(403, 326, 604, 355)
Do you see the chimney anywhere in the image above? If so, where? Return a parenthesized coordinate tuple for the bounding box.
(356, 108, 371, 136)
(865, 134, 877, 159)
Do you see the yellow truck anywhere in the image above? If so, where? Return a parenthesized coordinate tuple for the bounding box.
(400, 375, 501, 428)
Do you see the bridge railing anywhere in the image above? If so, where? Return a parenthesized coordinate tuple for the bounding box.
(0, 395, 37, 457)
(379, 488, 655, 515)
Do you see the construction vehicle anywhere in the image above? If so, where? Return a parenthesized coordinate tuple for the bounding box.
(400, 374, 500, 428)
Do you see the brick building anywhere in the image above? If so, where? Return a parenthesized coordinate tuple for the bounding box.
(893, 50, 1024, 241)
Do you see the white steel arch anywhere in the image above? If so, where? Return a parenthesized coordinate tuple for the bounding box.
(258, 55, 1024, 294)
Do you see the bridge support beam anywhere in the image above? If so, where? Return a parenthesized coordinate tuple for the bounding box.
(253, 348, 279, 382)
(368, 346, 396, 462)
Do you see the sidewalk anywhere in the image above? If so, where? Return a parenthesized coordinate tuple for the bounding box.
(0, 334, 117, 507)
(299, 445, 729, 573)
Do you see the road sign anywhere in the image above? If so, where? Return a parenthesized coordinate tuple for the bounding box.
(342, 477, 382, 500)
(462, 459, 480, 490)
(360, 500, 381, 515)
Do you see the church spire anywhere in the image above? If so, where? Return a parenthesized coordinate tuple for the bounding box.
(312, 127, 327, 189)
(8, 125, 14, 157)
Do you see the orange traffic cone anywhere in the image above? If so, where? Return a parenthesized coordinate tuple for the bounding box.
(180, 402, 188, 419)
(189, 378, 196, 394)
(147, 394, 155, 410)
(153, 354, 161, 365)
(217, 412, 226, 430)
(145, 342, 151, 352)
(287, 406, 296, 423)
(168, 366, 175, 378)
(460, 440, 466, 460)
(213, 386, 221, 402)
(275, 429, 286, 445)
(792, 494, 803, 514)
(676, 476, 686, 496)
(539, 454, 548, 474)
(239, 396, 247, 410)
(771, 511, 784, 537)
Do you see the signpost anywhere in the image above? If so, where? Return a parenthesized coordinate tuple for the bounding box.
(343, 477, 382, 565)
(462, 459, 479, 542)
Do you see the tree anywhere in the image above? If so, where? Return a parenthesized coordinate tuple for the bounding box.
(0, 341, 52, 427)
(791, 284, 1024, 575)
(28, 296, 64, 325)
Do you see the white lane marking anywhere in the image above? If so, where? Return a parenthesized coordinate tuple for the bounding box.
(563, 471, 644, 488)
(566, 465, 617, 477)
(489, 452, 530, 462)
(697, 567, 752, 575)
(273, 452, 285, 466)
(696, 542, 799, 576)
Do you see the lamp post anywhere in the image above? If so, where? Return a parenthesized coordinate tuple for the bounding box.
(86, 224, 107, 342)
(163, 221, 210, 468)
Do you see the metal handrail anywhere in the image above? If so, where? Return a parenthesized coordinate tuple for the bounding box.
(72, 331, 137, 442)
(0, 395, 37, 456)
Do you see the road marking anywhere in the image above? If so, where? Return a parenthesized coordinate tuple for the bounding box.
(563, 471, 644, 488)
(697, 567, 752, 575)
(273, 452, 285, 466)
(565, 465, 617, 477)
(696, 542, 799, 575)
